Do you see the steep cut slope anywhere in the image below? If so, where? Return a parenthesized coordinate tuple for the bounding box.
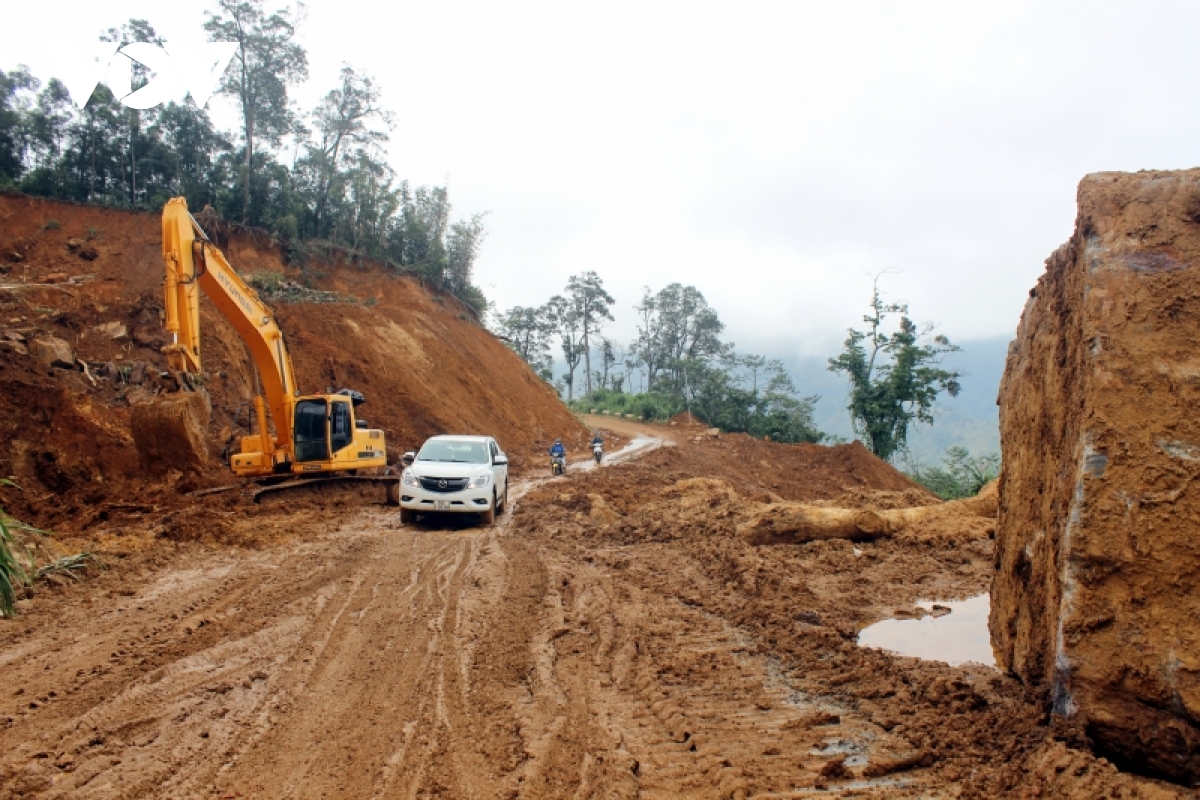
(993, 169, 1200, 783)
(0, 192, 588, 530)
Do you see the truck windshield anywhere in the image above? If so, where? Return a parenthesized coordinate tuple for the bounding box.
(417, 440, 489, 464)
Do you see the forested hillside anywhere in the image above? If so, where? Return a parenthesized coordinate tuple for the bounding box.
(0, 8, 488, 313)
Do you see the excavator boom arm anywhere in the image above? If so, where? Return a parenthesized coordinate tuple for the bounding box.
(161, 197, 299, 451)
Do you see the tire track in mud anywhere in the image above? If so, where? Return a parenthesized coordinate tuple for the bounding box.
(208, 527, 482, 798)
(0, 535, 400, 797)
(532, 546, 930, 799)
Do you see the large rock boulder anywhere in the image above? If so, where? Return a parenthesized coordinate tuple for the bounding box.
(29, 336, 74, 369)
(93, 321, 128, 340)
(992, 169, 1200, 782)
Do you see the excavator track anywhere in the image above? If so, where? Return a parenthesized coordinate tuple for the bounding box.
(251, 474, 396, 503)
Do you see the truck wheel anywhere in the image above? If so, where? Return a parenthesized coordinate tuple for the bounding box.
(481, 493, 496, 526)
(400, 507, 416, 525)
(499, 484, 508, 514)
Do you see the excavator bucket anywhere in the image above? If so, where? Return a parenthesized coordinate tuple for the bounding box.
(131, 390, 212, 474)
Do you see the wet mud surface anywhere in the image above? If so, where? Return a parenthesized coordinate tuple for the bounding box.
(0, 425, 1190, 798)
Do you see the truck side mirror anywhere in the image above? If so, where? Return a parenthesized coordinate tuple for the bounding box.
(402, 451, 415, 466)
(493, 454, 508, 466)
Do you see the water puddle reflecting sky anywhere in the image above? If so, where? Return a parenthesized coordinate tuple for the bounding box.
(856, 593, 995, 667)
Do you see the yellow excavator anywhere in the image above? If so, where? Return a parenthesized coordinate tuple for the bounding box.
(132, 197, 390, 499)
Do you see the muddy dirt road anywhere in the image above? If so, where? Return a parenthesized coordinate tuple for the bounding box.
(0, 435, 685, 798)
(0, 434, 768, 799)
(0, 425, 1188, 798)
(0, 508, 839, 798)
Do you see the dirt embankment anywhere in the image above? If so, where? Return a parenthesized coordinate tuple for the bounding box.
(993, 169, 1200, 783)
(591, 429, 929, 504)
(0, 192, 588, 534)
(512, 437, 1182, 797)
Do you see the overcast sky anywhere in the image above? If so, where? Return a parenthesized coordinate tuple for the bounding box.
(6, 1, 1200, 357)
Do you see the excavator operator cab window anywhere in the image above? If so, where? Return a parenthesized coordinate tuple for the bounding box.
(330, 400, 353, 453)
(294, 399, 329, 462)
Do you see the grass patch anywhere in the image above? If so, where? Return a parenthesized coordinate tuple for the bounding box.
(1, 479, 36, 618)
(37, 552, 103, 582)
(1, 480, 101, 618)
(569, 388, 682, 422)
(246, 272, 363, 305)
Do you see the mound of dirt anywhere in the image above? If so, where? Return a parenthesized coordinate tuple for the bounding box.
(602, 434, 930, 506)
(521, 439, 985, 598)
(509, 439, 1178, 795)
(739, 479, 997, 546)
(667, 410, 704, 426)
(0, 192, 588, 533)
(993, 169, 1200, 783)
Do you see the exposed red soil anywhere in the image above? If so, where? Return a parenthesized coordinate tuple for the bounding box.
(994, 169, 1200, 783)
(513, 438, 1187, 797)
(576, 433, 930, 507)
(0, 192, 589, 534)
(0, 411, 1186, 797)
(667, 410, 704, 426)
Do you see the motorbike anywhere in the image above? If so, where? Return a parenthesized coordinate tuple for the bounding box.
(593, 442, 603, 463)
(551, 454, 566, 476)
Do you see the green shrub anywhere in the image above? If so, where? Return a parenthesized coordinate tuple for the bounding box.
(905, 447, 1000, 500)
(569, 389, 682, 422)
(246, 271, 286, 291)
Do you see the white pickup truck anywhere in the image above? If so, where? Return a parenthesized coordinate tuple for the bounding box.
(396, 435, 509, 526)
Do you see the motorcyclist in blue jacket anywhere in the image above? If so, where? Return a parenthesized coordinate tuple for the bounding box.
(549, 439, 566, 458)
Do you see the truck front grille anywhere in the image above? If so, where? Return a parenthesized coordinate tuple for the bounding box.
(419, 477, 469, 493)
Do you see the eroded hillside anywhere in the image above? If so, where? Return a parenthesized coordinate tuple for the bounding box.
(0, 192, 588, 531)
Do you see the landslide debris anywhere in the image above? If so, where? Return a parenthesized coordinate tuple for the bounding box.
(0, 416, 1187, 797)
(740, 478, 997, 545)
(514, 434, 1184, 796)
(0, 192, 588, 535)
(993, 169, 1200, 784)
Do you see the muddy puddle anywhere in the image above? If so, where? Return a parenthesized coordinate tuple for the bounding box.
(857, 594, 995, 667)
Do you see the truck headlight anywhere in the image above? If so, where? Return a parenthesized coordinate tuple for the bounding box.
(401, 470, 418, 487)
(469, 474, 492, 488)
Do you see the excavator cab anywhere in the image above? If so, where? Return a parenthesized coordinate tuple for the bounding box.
(291, 390, 385, 473)
(232, 391, 385, 476)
